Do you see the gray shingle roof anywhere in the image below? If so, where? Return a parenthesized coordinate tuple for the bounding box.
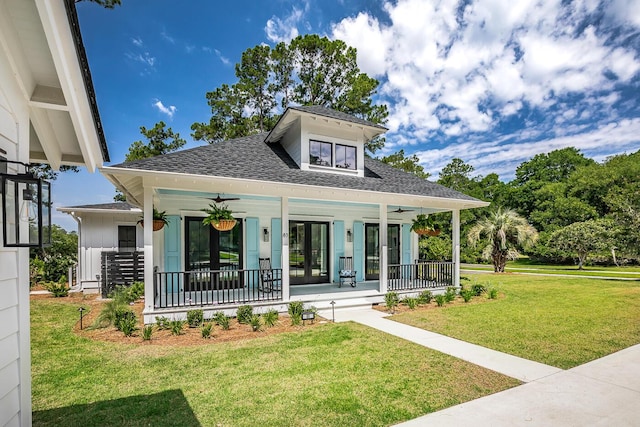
(110, 133, 481, 203)
(288, 105, 388, 130)
(60, 202, 139, 211)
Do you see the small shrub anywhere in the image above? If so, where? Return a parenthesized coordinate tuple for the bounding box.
(44, 282, 69, 297)
(201, 322, 213, 339)
(169, 320, 186, 336)
(460, 288, 474, 303)
(213, 311, 230, 330)
(236, 305, 253, 324)
(417, 290, 433, 304)
(263, 309, 279, 327)
(92, 299, 125, 329)
(249, 314, 262, 332)
(487, 287, 499, 299)
(142, 325, 153, 341)
(435, 294, 446, 307)
(155, 316, 171, 330)
(403, 296, 418, 309)
(384, 292, 399, 313)
(288, 301, 304, 325)
(128, 281, 145, 300)
(114, 309, 137, 336)
(444, 287, 457, 303)
(471, 283, 487, 296)
(187, 309, 204, 328)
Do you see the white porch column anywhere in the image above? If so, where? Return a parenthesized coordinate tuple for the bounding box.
(452, 209, 461, 288)
(143, 185, 154, 313)
(379, 202, 388, 293)
(281, 196, 290, 301)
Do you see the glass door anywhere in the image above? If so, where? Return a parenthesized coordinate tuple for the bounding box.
(365, 224, 400, 280)
(289, 221, 329, 284)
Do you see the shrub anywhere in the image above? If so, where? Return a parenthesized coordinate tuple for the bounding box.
(169, 320, 186, 336)
(249, 314, 262, 332)
(403, 296, 418, 309)
(488, 287, 499, 299)
(384, 292, 399, 313)
(236, 305, 253, 324)
(444, 287, 457, 303)
(460, 288, 474, 303)
(471, 283, 487, 296)
(142, 325, 153, 341)
(288, 301, 304, 325)
(115, 309, 137, 336)
(417, 290, 433, 304)
(201, 322, 213, 339)
(187, 309, 204, 328)
(263, 309, 279, 327)
(155, 316, 171, 330)
(30, 257, 46, 288)
(92, 299, 126, 329)
(44, 281, 69, 297)
(213, 311, 230, 330)
(435, 294, 446, 307)
(128, 281, 145, 301)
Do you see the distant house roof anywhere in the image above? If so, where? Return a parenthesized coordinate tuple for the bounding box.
(58, 201, 140, 213)
(109, 132, 481, 203)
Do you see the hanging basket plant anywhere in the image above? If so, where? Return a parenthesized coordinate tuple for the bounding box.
(137, 207, 169, 231)
(410, 214, 440, 236)
(202, 203, 237, 231)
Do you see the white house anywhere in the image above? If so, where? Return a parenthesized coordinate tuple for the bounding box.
(0, 0, 109, 424)
(100, 106, 488, 323)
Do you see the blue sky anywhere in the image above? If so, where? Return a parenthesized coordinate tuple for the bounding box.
(54, 0, 640, 230)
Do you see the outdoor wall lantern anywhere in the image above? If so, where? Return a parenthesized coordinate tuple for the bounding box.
(0, 159, 51, 248)
(262, 227, 269, 242)
(346, 229, 353, 242)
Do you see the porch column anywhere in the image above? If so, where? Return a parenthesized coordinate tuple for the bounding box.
(281, 196, 290, 301)
(379, 203, 388, 293)
(143, 185, 154, 313)
(452, 209, 461, 288)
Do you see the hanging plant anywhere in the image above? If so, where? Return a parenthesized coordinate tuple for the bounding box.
(137, 207, 169, 231)
(202, 203, 237, 231)
(410, 214, 440, 236)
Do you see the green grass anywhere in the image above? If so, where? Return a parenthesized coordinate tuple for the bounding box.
(31, 299, 519, 427)
(392, 274, 640, 369)
(462, 259, 640, 279)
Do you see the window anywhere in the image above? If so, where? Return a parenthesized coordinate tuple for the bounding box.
(309, 140, 357, 170)
(335, 144, 356, 170)
(309, 140, 332, 167)
(118, 225, 136, 252)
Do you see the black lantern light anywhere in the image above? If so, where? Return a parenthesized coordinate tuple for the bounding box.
(1, 158, 51, 248)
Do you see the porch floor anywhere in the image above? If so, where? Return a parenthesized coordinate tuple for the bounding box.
(290, 280, 380, 297)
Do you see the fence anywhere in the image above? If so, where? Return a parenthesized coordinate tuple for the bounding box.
(100, 251, 144, 297)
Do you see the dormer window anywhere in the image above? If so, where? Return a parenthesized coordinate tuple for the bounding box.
(309, 140, 356, 170)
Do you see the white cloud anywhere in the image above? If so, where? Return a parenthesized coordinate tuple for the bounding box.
(153, 99, 177, 119)
(126, 51, 155, 67)
(131, 37, 143, 47)
(265, 2, 310, 43)
(161, 30, 175, 44)
(213, 49, 231, 66)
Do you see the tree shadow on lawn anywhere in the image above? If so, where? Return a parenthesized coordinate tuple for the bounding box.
(33, 389, 200, 427)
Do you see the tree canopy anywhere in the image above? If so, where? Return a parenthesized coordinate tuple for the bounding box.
(125, 121, 186, 162)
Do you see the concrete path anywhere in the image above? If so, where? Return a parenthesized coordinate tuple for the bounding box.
(318, 307, 640, 426)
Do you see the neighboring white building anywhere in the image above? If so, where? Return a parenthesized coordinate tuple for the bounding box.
(0, 0, 109, 424)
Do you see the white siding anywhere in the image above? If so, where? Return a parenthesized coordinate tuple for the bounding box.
(280, 119, 302, 166)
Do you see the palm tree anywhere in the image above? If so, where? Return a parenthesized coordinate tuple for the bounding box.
(467, 208, 539, 272)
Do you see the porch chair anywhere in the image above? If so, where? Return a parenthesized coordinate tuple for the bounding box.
(259, 258, 281, 293)
(339, 256, 357, 288)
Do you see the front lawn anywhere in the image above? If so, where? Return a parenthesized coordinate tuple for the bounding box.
(31, 297, 519, 427)
(391, 274, 640, 369)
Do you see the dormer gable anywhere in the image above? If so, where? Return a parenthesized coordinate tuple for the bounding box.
(265, 106, 387, 178)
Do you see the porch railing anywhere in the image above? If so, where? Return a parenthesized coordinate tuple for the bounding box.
(387, 261, 454, 291)
(154, 268, 283, 309)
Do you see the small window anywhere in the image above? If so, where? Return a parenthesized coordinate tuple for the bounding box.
(335, 144, 356, 170)
(118, 225, 136, 252)
(309, 140, 332, 167)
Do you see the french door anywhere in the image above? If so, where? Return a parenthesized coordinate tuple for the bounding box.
(289, 221, 330, 284)
(365, 224, 400, 280)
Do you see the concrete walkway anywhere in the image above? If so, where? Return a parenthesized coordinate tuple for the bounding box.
(318, 307, 640, 426)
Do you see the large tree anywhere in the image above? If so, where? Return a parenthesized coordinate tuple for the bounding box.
(379, 150, 430, 179)
(549, 219, 614, 269)
(467, 208, 539, 272)
(191, 34, 388, 154)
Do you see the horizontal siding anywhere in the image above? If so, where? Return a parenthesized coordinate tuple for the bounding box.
(0, 334, 19, 372)
(0, 278, 18, 311)
(0, 251, 18, 281)
(0, 360, 19, 407)
(0, 305, 18, 342)
(0, 383, 19, 426)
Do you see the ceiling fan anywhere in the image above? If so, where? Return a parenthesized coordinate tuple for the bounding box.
(206, 193, 240, 203)
(389, 206, 414, 214)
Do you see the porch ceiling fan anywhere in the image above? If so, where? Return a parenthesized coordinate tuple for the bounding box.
(389, 206, 414, 213)
(206, 193, 240, 203)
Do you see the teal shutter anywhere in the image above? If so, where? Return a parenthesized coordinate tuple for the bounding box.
(333, 220, 345, 283)
(402, 224, 412, 264)
(271, 218, 282, 269)
(163, 215, 181, 293)
(353, 221, 364, 281)
(245, 218, 260, 270)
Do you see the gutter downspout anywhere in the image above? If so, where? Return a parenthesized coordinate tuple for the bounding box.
(70, 211, 82, 290)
